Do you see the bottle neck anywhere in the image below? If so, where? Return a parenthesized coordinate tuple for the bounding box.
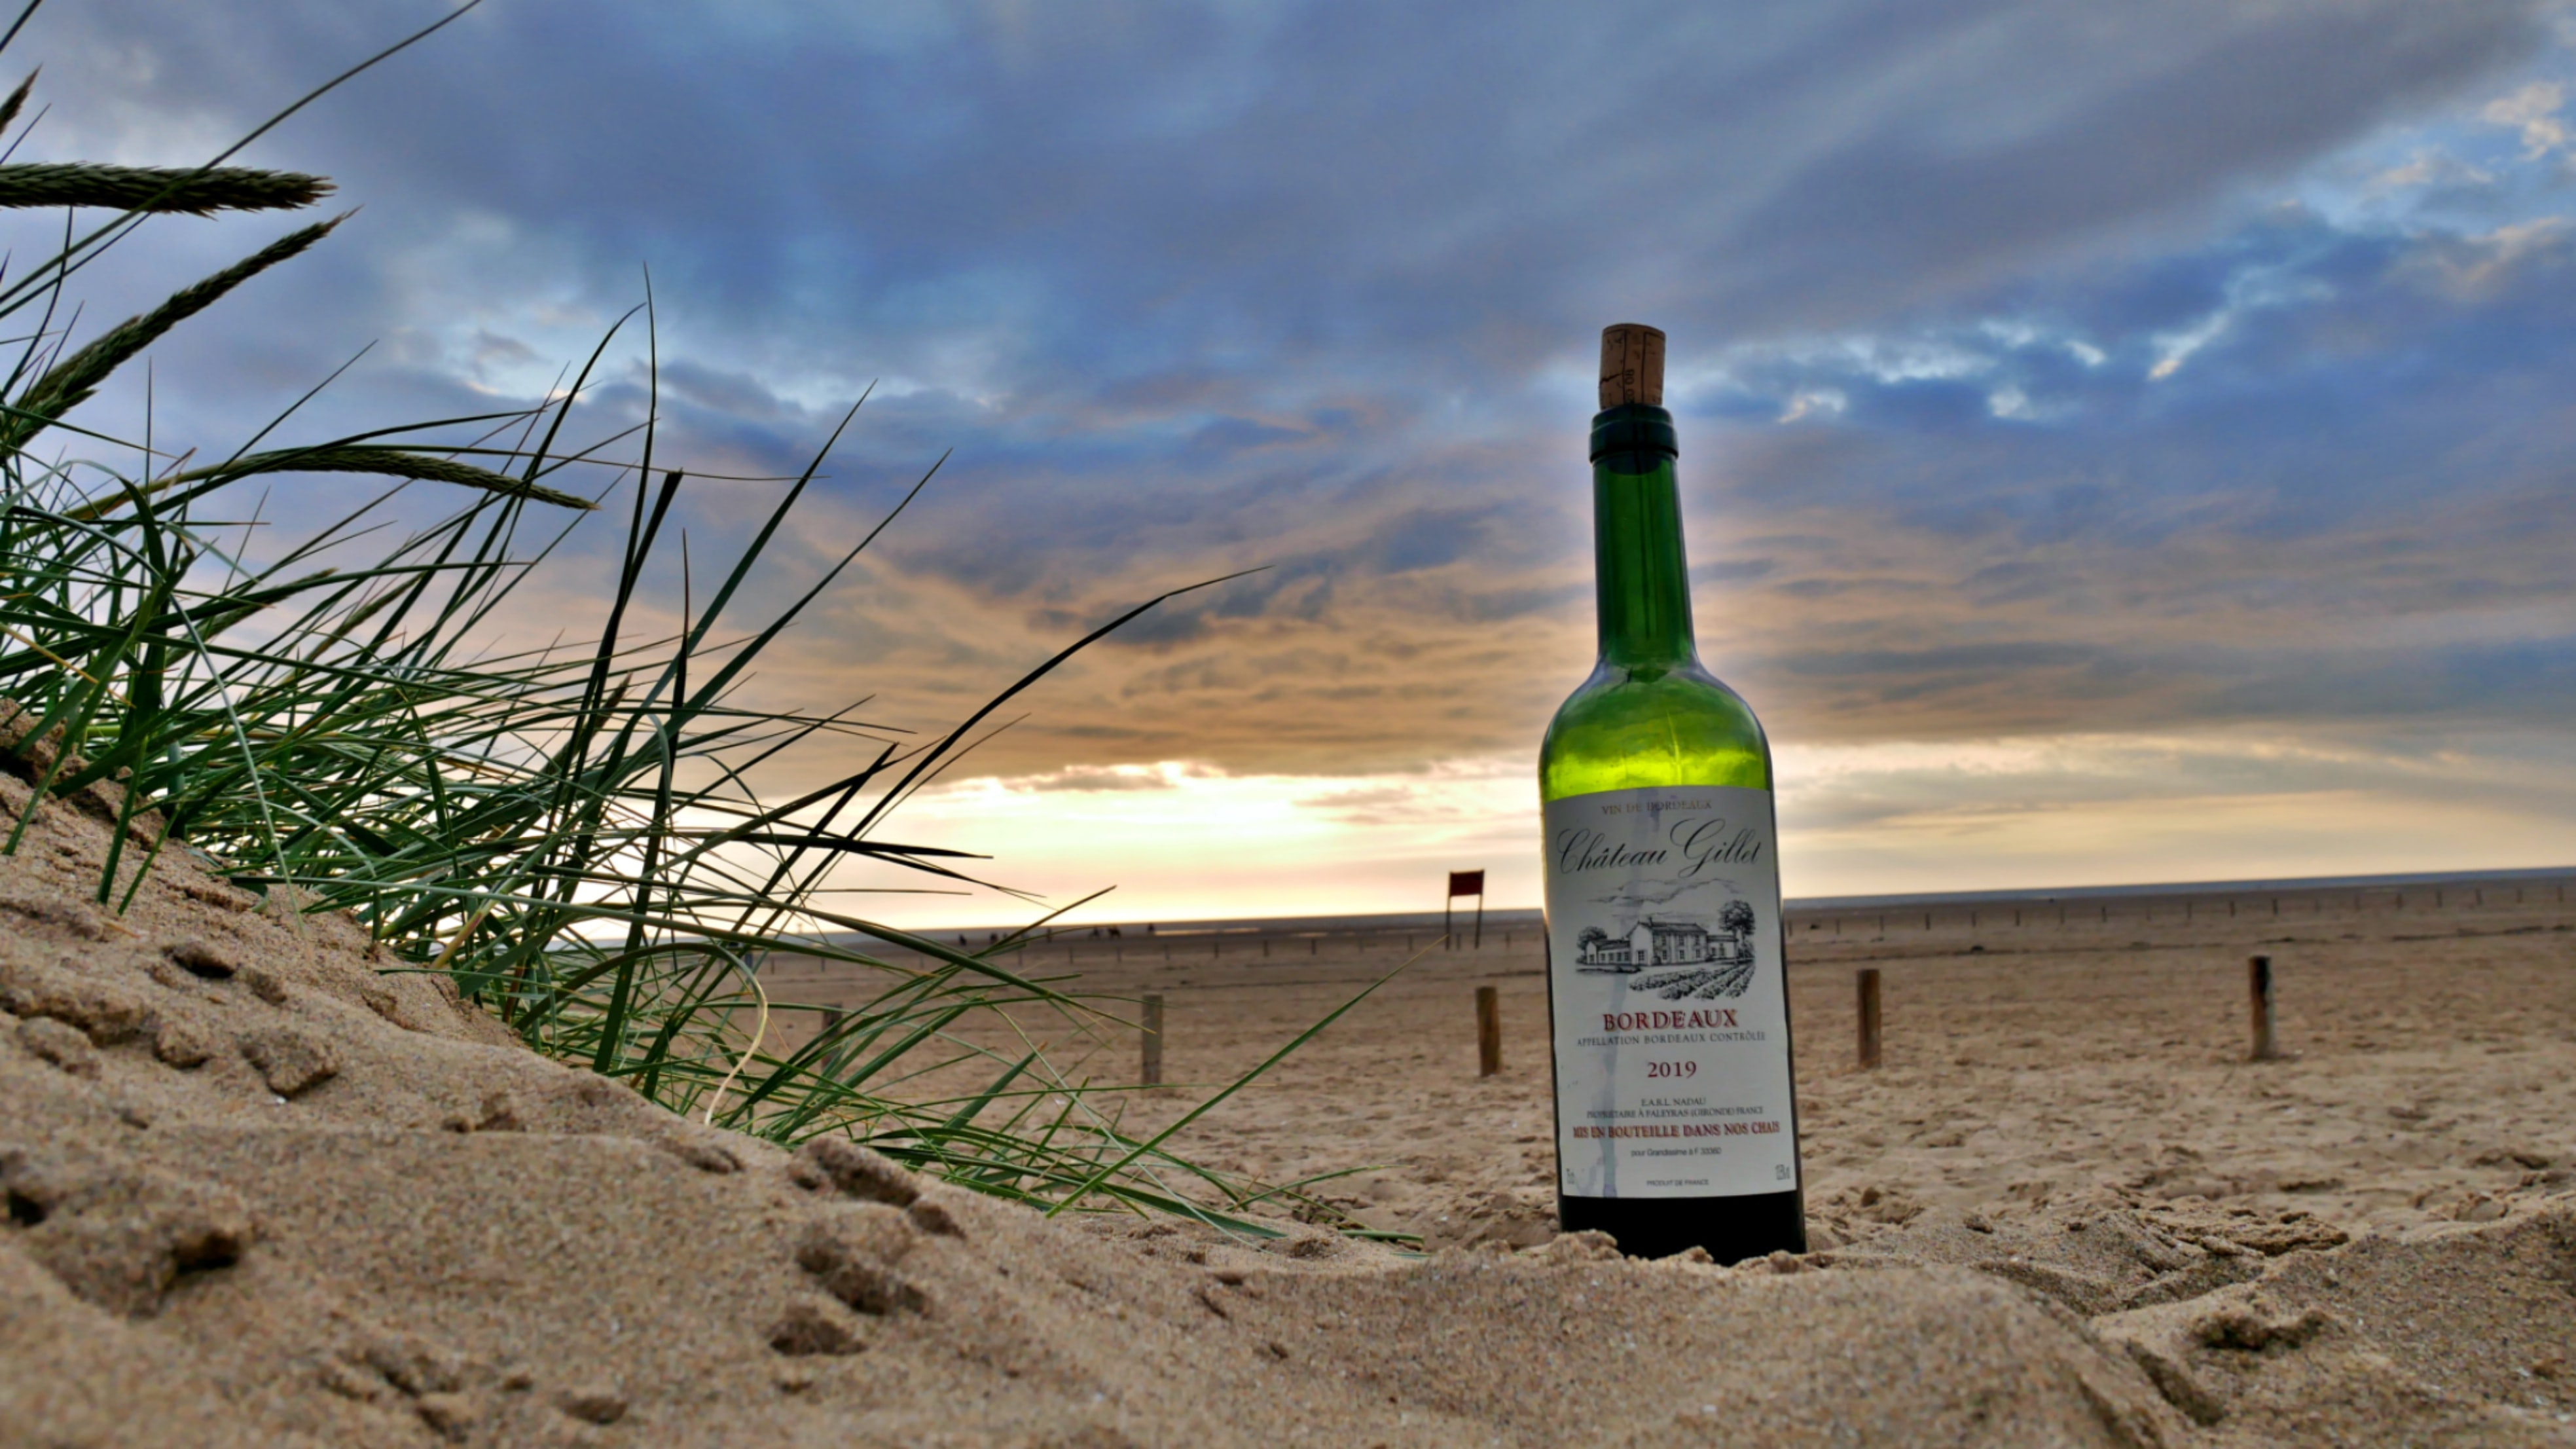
(1589, 403, 1696, 670)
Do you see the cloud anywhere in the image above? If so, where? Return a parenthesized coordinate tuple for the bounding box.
(1000, 765, 1182, 794)
(5, 0, 2571, 805)
(2481, 79, 2569, 156)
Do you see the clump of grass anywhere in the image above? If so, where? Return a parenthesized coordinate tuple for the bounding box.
(0, 12, 1385, 1238)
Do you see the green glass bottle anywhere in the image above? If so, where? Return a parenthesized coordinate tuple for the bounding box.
(1538, 323, 1805, 1262)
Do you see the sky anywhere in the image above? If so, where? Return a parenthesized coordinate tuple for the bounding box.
(12, 0, 2576, 925)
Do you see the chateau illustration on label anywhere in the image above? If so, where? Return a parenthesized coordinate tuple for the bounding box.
(1573, 898, 1759, 1000)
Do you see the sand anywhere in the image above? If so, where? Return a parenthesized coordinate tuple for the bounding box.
(4, 761, 2573, 1446)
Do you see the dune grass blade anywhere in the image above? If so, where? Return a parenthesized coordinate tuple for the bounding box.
(0, 162, 334, 214)
(154, 444, 597, 511)
(4, 215, 345, 449)
(0, 69, 30, 134)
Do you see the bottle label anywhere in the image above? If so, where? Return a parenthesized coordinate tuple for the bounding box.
(1543, 784, 1798, 1200)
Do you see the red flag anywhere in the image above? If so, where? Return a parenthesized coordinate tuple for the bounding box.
(1447, 870, 1485, 897)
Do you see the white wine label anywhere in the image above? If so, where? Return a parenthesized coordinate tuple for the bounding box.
(1543, 784, 1798, 1200)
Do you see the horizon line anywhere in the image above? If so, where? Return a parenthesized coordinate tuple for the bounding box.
(858, 862, 2576, 940)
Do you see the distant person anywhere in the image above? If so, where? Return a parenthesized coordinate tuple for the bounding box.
(1146, 923, 1157, 936)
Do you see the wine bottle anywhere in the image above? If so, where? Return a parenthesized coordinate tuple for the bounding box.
(1538, 323, 1805, 1262)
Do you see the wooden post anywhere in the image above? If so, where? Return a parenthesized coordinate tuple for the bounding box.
(1141, 994, 1165, 1087)
(2247, 957, 2276, 1062)
(1476, 985, 1501, 1078)
(1857, 968, 1882, 1070)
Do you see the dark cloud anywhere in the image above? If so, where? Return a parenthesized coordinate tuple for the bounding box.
(1720, 4, 2538, 326)
(24, 1, 2545, 377)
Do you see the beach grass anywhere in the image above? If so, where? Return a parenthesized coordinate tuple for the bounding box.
(0, 10, 1373, 1239)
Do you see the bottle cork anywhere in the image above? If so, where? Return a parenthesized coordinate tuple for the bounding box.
(1598, 323, 1665, 409)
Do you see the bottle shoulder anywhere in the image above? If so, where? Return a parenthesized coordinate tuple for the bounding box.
(1540, 658, 1771, 800)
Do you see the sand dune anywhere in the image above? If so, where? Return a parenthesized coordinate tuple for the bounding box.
(5, 779, 2573, 1444)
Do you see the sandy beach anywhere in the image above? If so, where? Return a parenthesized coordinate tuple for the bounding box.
(7, 767, 2574, 1445)
(767, 881, 2576, 1255)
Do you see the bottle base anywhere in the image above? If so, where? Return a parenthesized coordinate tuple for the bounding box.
(1557, 1189, 1805, 1263)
